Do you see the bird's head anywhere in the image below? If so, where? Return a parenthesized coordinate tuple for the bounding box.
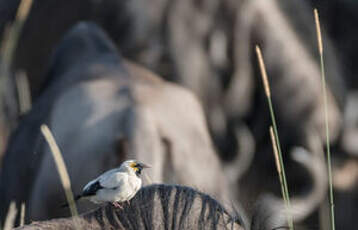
(121, 160, 151, 176)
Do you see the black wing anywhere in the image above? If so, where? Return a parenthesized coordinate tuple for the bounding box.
(82, 181, 104, 197)
(61, 181, 103, 208)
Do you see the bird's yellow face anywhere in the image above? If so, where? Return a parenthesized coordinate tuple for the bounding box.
(126, 161, 150, 176)
(129, 162, 139, 172)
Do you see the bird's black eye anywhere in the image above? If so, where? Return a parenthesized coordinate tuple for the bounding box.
(136, 167, 142, 176)
(136, 164, 144, 171)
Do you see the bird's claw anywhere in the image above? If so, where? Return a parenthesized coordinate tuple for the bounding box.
(112, 202, 123, 209)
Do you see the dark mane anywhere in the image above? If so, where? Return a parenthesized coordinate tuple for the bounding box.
(86, 184, 244, 230)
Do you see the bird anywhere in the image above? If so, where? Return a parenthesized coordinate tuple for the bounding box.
(64, 160, 150, 208)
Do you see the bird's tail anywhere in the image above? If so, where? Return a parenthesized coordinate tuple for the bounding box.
(61, 195, 82, 208)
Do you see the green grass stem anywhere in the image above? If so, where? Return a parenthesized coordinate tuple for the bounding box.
(314, 9, 335, 230)
(256, 46, 294, 230)
(270, 126, 288, 207)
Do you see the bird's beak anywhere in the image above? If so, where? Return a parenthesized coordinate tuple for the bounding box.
(139, 163, 151, 168)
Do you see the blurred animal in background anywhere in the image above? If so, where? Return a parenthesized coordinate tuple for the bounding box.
(0, 0, 344, 148)
(0, 0, 343, 162)
(0, 22, 237, 223)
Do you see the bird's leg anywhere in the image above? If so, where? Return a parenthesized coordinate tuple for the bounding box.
(112, 202, 123, 209)
(117, 201, 124, 209)
(126, 200, 131, 206)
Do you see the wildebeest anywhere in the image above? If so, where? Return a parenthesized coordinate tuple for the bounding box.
(0, 0, 343, 166)
(14, 184, 247, 230)
(0, 22, 238, 223)
(0, 0, 343, 146)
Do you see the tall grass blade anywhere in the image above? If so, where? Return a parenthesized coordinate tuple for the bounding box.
(40, 124, 79, 217)
(3, 201, 17, 230)
(1, 0, 33, 67)
(15, 71, 32, 114)
(256, 45, 294, 230)
(19, 202, 25, 227)
(0, 0, 33, 156)
(314, 8, 335, 230)
(269, 126, 287, 203)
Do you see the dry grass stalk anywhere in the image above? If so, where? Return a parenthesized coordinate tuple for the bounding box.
(255, 46, 271, 98)
(16, 0, 33, 21)
(270, 126, 281, 174)
(3, 201, 17, 230)
(40, 124, 79, 217)
(270, 126, 290, 218)
(255, 45, 294, 230)
(15, 71, 32, 114)
(20, 202, 25, 227)
(314, 9, 323, 55)
(1, 0, 33, 66)
(0, 0, 33, 156)
(314, 8, 335, 230)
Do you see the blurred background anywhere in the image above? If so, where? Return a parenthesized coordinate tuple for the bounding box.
(0, 0, 357, 229)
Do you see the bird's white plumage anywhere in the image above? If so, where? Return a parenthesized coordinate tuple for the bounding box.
(99, 170, 127, 189)
(80, 160, 147, 204)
